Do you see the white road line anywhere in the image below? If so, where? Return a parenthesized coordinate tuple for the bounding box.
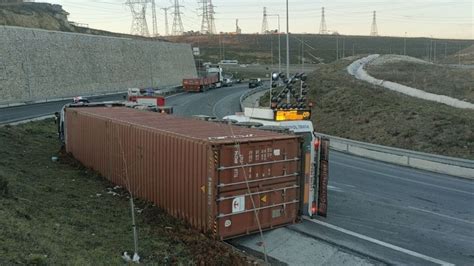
(165, 92, 185, 99)
(333, 161, 474, 196)
(408, 206, 474, 225)
(328, 185, 344, 193)
(303, 217, 455, 266)
(212, 88, 245, 117)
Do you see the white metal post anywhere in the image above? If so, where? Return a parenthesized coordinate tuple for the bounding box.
(286, 0, 290, 103)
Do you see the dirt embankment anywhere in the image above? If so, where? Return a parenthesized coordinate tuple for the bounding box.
(0, 2, 167, 40)
(0, 2, 73, 31)
(0, 120, 256, 264)
(262, 58, 473, 159)
(366, 57, 474, 103)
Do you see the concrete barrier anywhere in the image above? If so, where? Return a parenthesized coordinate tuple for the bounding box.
(240, 86, 474, 179)
(317, 133, 474, 179)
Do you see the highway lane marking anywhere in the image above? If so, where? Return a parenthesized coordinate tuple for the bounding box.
(165, 92, 186, 99)
(212, 88, 247, 117)
(303, 217, 455, 266)
(332, 161, 474, 196)
(328, 185, 344, 193)
(408, 206, 474, 225)
(332, 181, 356, 188)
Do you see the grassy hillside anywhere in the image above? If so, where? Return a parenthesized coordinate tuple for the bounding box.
(366, 60, 474, 102)
(0, 120, 253, 264)
(260, 59, 474, 160)
(442, 44, 474, 65)
(166, 34, 473, 64)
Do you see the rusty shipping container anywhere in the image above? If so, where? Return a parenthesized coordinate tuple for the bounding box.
(64, 107, 302, 239)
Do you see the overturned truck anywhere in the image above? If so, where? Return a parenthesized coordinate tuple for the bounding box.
(59, 104, 329, 239)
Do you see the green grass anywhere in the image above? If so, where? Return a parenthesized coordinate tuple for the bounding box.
(366, 62, 474, 102)
(261, 59, 474, 160)
(0, 120, 250, 264)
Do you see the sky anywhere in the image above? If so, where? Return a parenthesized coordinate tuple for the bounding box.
(46, 0, 473, 39)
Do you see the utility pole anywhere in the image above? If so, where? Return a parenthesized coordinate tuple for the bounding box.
(151, 0, 157, 36)
(370, 11, 378, 36)
(286, 0, 290, 103)
(352, 43, 355, 56)
(161, 7, 171, 36)
(404, 32, 407, 55)
(301, 36, 304, 72)
(342, 37, 345, 58)
(458, 44, 461, 65)
(336, 36, 339, 60)
(171, 0, 184, 35)
(268, 13, 281, 72)
(319, 7, 327, 34)
(126, 0, 150, 37)
(261, 7, 269, 34)
(271, 36, 274, 67)
(444, 42, 447, 58)
(434, 40, 437, 63)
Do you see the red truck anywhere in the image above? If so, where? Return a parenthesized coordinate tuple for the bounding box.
(182, 74, 219, 92)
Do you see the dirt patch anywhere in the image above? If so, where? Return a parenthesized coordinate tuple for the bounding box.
(0, 119, 257, 264)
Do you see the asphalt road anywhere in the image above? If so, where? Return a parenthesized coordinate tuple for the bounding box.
(2, 84, 473, 265)
(0, 94, 126, 124)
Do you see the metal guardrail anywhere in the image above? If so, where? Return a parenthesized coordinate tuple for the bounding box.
(239, 86, 474, 179)
(239, 85, 269, 112)
(0, 85, 182, 108)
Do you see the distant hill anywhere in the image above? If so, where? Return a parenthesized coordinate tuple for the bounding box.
(164, 34, 474, 64)
(442, 44, 474, 65)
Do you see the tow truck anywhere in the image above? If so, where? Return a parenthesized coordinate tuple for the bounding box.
(224, 72, 329, 218)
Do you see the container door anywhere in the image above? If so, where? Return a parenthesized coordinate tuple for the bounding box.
(215, 139, 301, 239)
(216, 182, 299, 239)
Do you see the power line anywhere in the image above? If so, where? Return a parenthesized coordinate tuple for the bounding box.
(208, 0, 217, 34)
(199, 0, 210, 34)
(370, 11, 378, 36)
(171, 0, 184, 35)
(261, 7, 269, 34)
(125, 0, 150, 37)
(161, 7, 171, 36)
(319, 7, 327, 34)
(236, 19, 242, 34)
(151, 0, 158, 36)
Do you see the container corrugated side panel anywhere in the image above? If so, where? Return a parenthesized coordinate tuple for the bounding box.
(65, 109, 212, 233)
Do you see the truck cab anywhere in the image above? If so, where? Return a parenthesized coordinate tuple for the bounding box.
(224, 107, 329, 218)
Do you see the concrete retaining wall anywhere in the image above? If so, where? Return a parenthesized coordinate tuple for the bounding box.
(0, 26, 197, 105)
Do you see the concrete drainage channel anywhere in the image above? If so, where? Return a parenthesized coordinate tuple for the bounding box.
(240, 87, 474, 179)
